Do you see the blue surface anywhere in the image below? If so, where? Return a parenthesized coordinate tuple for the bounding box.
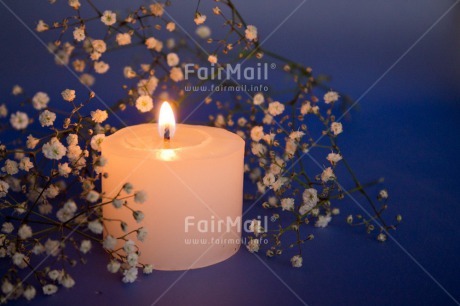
(1, 0, 460, 305)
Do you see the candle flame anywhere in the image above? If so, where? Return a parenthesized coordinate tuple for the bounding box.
(158, 101, 176, 140)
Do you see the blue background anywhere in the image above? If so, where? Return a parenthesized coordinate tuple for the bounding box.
(1, 0, 460, 305)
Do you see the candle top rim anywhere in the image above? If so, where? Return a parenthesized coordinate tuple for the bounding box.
(102, 123, 244, 161)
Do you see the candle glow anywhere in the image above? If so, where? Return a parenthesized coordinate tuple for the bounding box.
(158, 101, 176, 141)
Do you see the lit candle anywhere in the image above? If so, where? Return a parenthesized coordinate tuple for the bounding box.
(102, 102, 245, 270)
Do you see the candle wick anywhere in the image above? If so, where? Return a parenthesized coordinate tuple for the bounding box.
(164, 125, 171, 144)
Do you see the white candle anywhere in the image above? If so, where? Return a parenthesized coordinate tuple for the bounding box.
(102, 102, 245, 270)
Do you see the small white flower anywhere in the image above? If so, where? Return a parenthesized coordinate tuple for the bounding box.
(107, 260, 121, 273)
(166, 22, 175, 32)
(1, 222, 13, 234)
(134, 191, 147, 203)
(137, 228, 148, 242)
(133, 211, 145, 223)
(42, 137, 67, 160)
(300, 102, 312, 115)
(68, 0, 81, 9)
(1, 280, 13, 295)
(3, 159, 18, 175)
(330, 122, 343, 136)
(73, 27, 85, 42)
(289, 131, 305, 140)
(23, 285, 36, 301)
(145, 37, 159, 50)
(167, 53, 179, 67)
(90, 134, 105, 152)
(245, 25, 257, 41)
(281, 198, 295, 211)
(12, 85, 23, 96)
(91, 39, 107, 53)
(377, 233, 387, 242)
(250, 126, 264, 142)
(321, 167, 335, 183)
(80, 240, 92, 254)
(124, 66, 136, 79)
(19, 157, 34, 172)
(87, 220, 103, 234)
(48, 270, 61, 281)
(327, 152, 342, 164)
(208, 54, 217, 64)
(39, 110, 56, 127)
(262, 173, 276, 187)
(18, 224, 33, 239)
(249, 219, 263, 236)
(150, 3, 164, 16)
(103, 235, 117, 250)
(122, 267, 138, 283)
(91, 109, 108, 123)
(0, 104, 7, 118)
(12, 252, 26, 268)
(60, 274, 75, 288)
(268, 101, 285, 116)
(324, 91, 340, 104)
(135, 95, 154, 113)
(170, 67, 184, 82)
(116, 33, 131, 46)
(124, 239, 136, 254)
(58, 162, 72, 177)
(246, 239, 259, 253)
(61, 89, 76, 102)
(32, 92, 50, 110)
(42, 284, 58, 295)
(10, 111, 29, 130)
(196, 25, 211, 39)
(45, 239, 60, 256)
(86, 190, 100, 203)
(285, 139, 297, 156)
(80, 73, 95, 86)
(137, 77, 159, 96)
(112, 199, 123, 209)
(127, 253, 139, 266)
(143, 264, 154, 274)
(290, 255, 303, 268)
(123, 183, 133, 194)
(194, 14, 207, 25)
(251, 143, 267, 156)
(36, 20, 49, 32)
(0, 180, 10, 198)
(253, 93, 264, 105)
(94, 61, 110, 74)
(315, 215, 332, 228)
(101, 10, 116, 26)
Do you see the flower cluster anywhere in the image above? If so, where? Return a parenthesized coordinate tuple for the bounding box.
(0, 0, 401, 302)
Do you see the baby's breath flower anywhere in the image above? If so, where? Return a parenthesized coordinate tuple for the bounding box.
(268, 101, 285, 116)
(12, 84, 23, 95)
(86, 190, 100, 203)
(170, 67, 184, 82)
(10, 111, 29, 130)
(262, 173, 275, 187)
(196, 25, 211, 39)
(80, 73, 95, 86)
(1, 222, 13, 233)
(91, 109, 108, 123)
(145, 37, 159, 50)
(1, 279, 13, 295)
(250, 126, 264, 142)
(123, 182, 133, 194)
(143, 264, 153, 274)
(58, 162, 72, 177)
(253, 93, 264, 105)
(208, 54, 217, 64)
(23, 285, 36, 301)
(107, 260, 121, 273)
(101, 10, 116, 26)
(127, 252, 138, 266)
(300, 188, 318, 215)
(330, 122, 343, 136)
(251, 143, 267, 156)
(73, 27, 85, 41)
(94, 61, 110, 74)
(281, 198, 295, 211)
(124, 66, 136, 79)
(245, 25, 258, 41)
(92, 39, 107, 53)
(124, 240, 136, 254)
(324, 91, 339, 104)
(60, 273, 75, 288)
(137, 77, 159, 96)
(39, 110, 56, 127)
(167, 53, 179, 67)
(80, 240, 92, 254)
(18, 224, 33, 239)
(379, 189, 388, 199)
(32, 92, 50, 110)
(122, 267, 138, 283)
(48, 269, 61, 281)
(0, 104, 7, 118)
(315, 215, 332, 228)
(36, 20, 49, 32)
(327, 152, 342, 164)
(88, 220, 103, 234)
(42, 137, 67, 160)
(12, 252, 27, 268)
(300, 102, 312, 115)
(137, 228, 148, 241)
(246, 239, 259, 253)
(103, 235, 117, 250)
(166, 22, 175, 32)
(150, 3, 164, 16)
(285, 139, 297, 156)
(112, 199, 123, 208)
(61, 89, 76, 102)
(249, 219, 263, 236)
(194, 13, 206, 25)
(3, 159, 18, 175)
(116, 33, 131, 46)
(135, 95, 154, 113)
(19, 157, 33, 172)
(90, 134, 105, 152)
(69, 0, 81, 9)
(377, 233, 387, 242)
(42, 284, 58, 295)
(290, 255, 303, 268)
(321, 167, 335, 183)
(134, 191, 147, 203)
(45, 239, 60, 256)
